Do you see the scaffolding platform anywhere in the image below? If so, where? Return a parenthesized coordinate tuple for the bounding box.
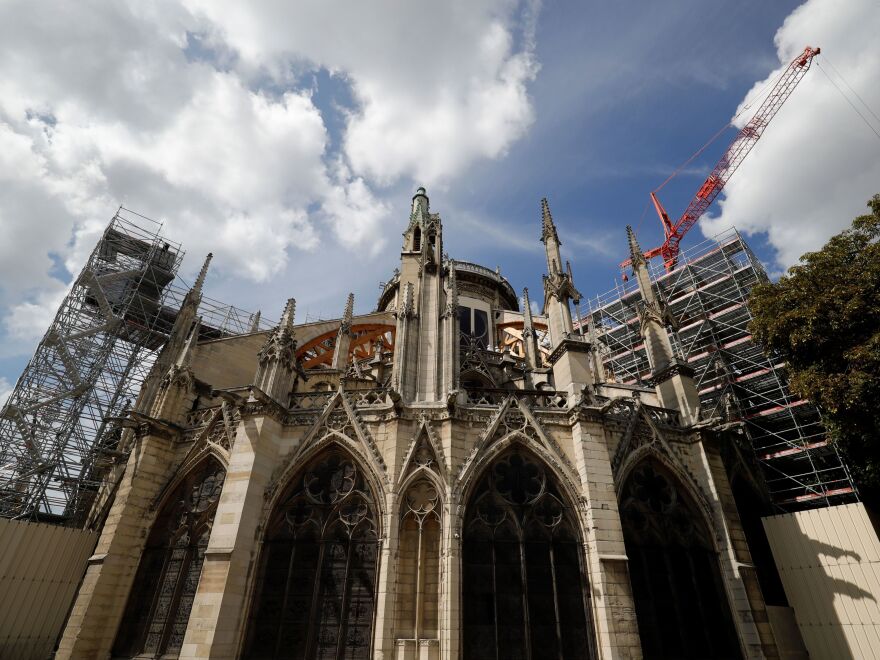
(581, 228, 857, 511)
(0, 208, 273, 523)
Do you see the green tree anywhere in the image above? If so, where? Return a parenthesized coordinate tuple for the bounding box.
(749, 194, 880, 497)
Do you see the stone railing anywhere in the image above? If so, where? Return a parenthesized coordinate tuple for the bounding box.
(185, 406, 220, 429)
(463, 388, 569, 410)
(601, 397, 682, 428)
(289, 388, 388, 411)
(345, 388, 388, 407)
(454, 261, 517, 302)
(288, 390, 335, 411)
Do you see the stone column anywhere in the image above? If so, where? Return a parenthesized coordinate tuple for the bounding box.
(570, 416, 642, 659)
(178, 410, 281, 659)
(696, 437, 780, 659)
(56, 428, 177, 659)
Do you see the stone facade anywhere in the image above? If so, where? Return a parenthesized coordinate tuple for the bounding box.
(57, 189, 779, 659)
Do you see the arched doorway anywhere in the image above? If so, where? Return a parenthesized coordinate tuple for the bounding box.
(113, 458, 226, 658)
(620, 460, 741, 658)
(462, 449, 595, 660)
(242, 447, 380, 660)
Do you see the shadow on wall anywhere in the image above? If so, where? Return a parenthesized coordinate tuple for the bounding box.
(763, 502, 880, 660)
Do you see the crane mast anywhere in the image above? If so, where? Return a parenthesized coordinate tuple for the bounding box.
(628, 46, 820, 272)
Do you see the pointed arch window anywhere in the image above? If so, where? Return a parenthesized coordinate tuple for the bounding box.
(113, 460, 226, 658)
(394, 479, 441, 647)
(620, 461, 742, 659)
(462, 450, 596, 660)
(242, 447, 380, 660)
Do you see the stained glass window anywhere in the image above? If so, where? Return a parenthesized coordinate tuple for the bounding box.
(462, 450, 595, 660)
(620, 461, 742, 659)
(242, 448, 380, 660)
(113, 459, 226, 658)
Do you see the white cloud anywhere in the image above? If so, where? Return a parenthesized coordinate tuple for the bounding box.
(702, 0, 880, 267)
(0, 0, 541, 354)
(183, 0, 540, 186)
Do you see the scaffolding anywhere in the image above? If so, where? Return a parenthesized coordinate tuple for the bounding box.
(582, 228, 857, 511)
(0, 208, 271, 523)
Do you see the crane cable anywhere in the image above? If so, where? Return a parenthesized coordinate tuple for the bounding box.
(815, 59, 880, 142)
(653, 62, 788, 194)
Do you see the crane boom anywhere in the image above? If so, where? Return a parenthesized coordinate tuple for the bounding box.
(626, 46, 820, 272)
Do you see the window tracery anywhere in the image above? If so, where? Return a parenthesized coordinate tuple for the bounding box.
(462, 450, 595, 660)
(242, 448, 380, 660)
(394, 480, 441, 645)
(620, 461, 741, 659)
(113, 460, 225, 658)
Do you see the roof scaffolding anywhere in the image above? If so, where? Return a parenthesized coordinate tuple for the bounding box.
(0, 209, 271, 524)
(582, 227, 857, 511)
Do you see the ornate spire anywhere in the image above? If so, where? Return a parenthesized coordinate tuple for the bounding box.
(626, 225, 646, 269)
(255, 298, 299, 403)
(445, 261, 458, 316)
(522, 288, 535, 337)
(193, 252, 213, 297)
(400, 282, 416, 318)
(341, 293, 354, 332)
(279, 298, 296, 331)
(540, 198, 560, 245)
(411, 186, 429, 223)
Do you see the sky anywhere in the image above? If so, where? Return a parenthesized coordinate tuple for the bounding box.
(1, 0, 879, 403)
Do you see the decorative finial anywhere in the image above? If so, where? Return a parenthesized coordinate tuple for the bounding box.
(249, 310, 261, 333)
(446, 261, 459, 313)
(522, 288, 534, 331)
(626, 225, 646, 268)
(194, 253, 213, 294)
(540, 198, 560, 244)
(280, 298, 296, 330)
(342, 292, 354, 327)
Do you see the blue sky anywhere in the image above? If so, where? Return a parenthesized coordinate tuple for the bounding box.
(1, 0, 878, 401)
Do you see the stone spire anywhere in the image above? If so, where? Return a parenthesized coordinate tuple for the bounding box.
(254, 298, 298, 404)
(279, 298, 296, 330)
(133, 253, 211, 415)
(541, 197, 560, 247)
(150, 318, 200, 424)
(249, 310, 261, 333)
(522, 288, 540, 371)
(342, 292, 354, 332)
(539, 198, 579, 345)
(412, 186, 429, 221)
(332, 293, 355, 371)
(444, 260, 458, 316)
(626, 226, 700, 424)
(626, 226, 657, 308)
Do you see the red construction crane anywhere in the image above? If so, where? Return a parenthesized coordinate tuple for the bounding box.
(624, 46, 820, 272)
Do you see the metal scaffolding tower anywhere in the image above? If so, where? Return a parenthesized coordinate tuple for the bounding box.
(0, 209, 270, 523)
(582, 228, 857, 511)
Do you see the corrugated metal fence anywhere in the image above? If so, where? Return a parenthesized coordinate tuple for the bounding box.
(0, 518, 96, 660)
(764, 502, 880, 659)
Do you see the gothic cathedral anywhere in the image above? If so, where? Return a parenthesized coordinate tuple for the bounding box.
(57, 189, 779, 659)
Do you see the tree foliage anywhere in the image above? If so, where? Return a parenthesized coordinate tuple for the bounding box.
(749, 194, 880, 494)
